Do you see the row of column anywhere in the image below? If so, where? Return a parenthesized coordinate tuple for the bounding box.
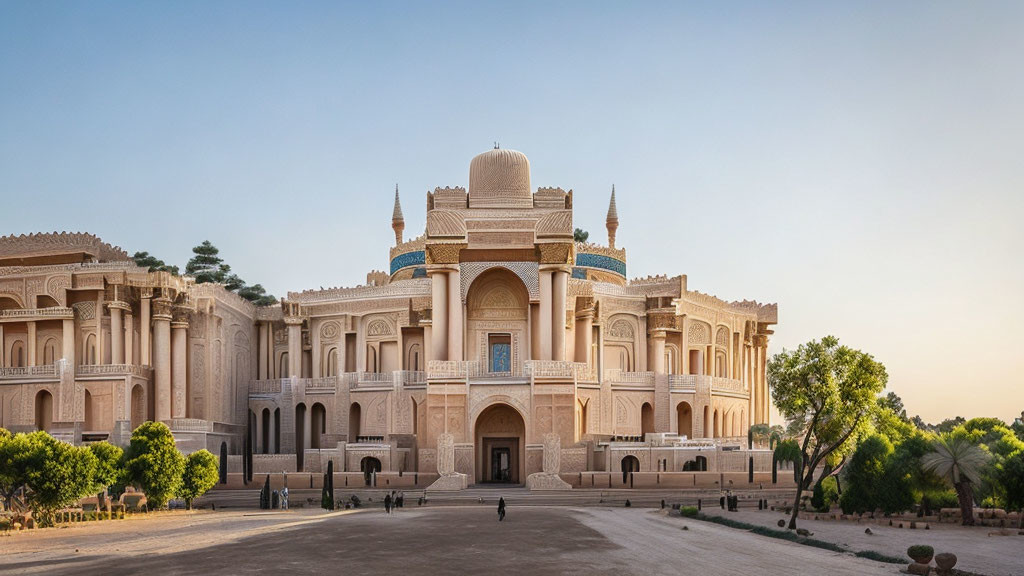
(537, 266, 569, 361)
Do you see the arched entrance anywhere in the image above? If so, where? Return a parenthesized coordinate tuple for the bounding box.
(360, 456, 381, 486)
(466, 268, 529, 375)
(621, 454, 640, 486)
(676, 401, 693, 438)
(474, 403, 526, 484)
(310, 403, 326, 449)
(35, 389, 53, 431)
(641, 402, 654, 438)
(349, 402, 361, 442)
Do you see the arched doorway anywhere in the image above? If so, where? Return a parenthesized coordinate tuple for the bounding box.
(360, 456, 381, 486)
(676, 401, 693, 438)
(466, 268, 529, 374)
(273, 408, 281, 453)
(35, 389, 53, 431)
(474, 403, 526, 484)
(295, 403, 307, 471)
(84, 390, 94, 431)
(219, 442, 228, 484)
(641, 402, 654, 438)
(349, 402, 361, 442)
(621, 454, 640, 486)
(310, 403, 326, 449)
(261, 408, 271, 454)
(130, 384, 145, 430)
(703, 405, 710, 438)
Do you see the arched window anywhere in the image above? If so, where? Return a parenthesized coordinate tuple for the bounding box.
(35, 389, 53, 431)
(279, 353, 288, 378)
(10, 341, 25, 368)
(42, 338, 57, 365)
(84, 334, 97, 365)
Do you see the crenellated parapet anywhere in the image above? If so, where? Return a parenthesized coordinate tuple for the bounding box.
(0, 231, 131, 266)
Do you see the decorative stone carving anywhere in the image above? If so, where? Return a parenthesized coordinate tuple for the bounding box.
(426, 432, 468, 491)
(536, 242, 573, 265)
(716, 326, 729, 347)
(607, 318, 634, 340)
(688, 320, 711, 345)
(425, 243, 464, 265)
(526, 432, 572, 491)
(320, 321, 340, 341)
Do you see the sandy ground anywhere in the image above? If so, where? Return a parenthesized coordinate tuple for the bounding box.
(0, 506, 904, 576)
(701, 508, 1024, 576)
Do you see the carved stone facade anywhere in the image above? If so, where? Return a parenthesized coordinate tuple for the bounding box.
(0, 147, 777, 489)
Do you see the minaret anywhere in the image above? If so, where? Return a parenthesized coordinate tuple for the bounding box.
(392, 184, 405, 245)
(606, 185, 619, 249)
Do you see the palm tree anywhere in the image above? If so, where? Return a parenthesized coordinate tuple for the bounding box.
(921, 434, 990, 526)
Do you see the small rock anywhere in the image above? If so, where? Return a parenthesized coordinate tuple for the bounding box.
(777, 519, 786, 528)
(682, 526, 689, 531)
(796, 528, 812, 537)
(864, 528, 873, 535)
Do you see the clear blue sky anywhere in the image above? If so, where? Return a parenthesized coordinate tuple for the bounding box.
(2, 1, 1022, 423)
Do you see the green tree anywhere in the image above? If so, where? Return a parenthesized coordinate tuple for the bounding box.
(573, 228, 589, 243)
(124, 422, 185, 509)
(185, 240, 231, 285)
(839, 434, 892, 515)
(237, 283, 278, 306)
(178, 450, 219, 510)
(1011, 411, 1023, 441)
(132, 251, 179, 275)
(0, 429, 32, 511)
(769, 336, 888, 529)
(921, 433, 990, 526)
(89, 441, 125, 497)
(995, 448, 1024, 527)
(20, 432, 98, 525)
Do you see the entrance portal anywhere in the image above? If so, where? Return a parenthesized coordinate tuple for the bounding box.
(360, 456, 381, 486)
(474, 403, 526, 484)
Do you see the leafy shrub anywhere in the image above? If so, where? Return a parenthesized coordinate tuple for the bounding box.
(124, 422, 185, 509)
(811, 476, 839, 512)
(88, 442, 124, 495)
(907, 545, 934, 560)
(923, 490, 959, 509)
(840, 435, 892, 515)
(854, 550, 904, 564)
(679, 506, 698, 518)
(178, 450, 218, 509)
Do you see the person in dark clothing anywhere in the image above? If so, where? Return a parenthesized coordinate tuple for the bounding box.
(497, 497, 506, 521)
(384, 493, 392, 514)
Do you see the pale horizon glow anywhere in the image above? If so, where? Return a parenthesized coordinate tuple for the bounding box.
(1, 2, 1021, 424)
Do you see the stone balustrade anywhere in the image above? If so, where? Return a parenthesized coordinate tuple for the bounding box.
(603, 370, 655, 386)
(76, 364, 152, 378)
(426, 360, 472, 379)
(302, 376, 337, 393)
(0, 364, 58, 378)
(167, 418, 214, 432)
(712, 377, 745, 393)
(249, 379, 287, 396)
(0, 307, 74, 321)
(397, 370, 427, 385)
(668, 374, 698, 390)
(525, 360, 591, 380)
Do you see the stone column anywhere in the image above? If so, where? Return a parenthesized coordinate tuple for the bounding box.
(152, 299, 172, 421)
(286, 318, 302, 378)
(171, 319, 188, 418)
(538, 269, 553, 361)
(680, 315, 690, 375)
(0, 324, 4, 366)
(429, 270, 448, 362)
(140, 295, 151, 366)
(574, 308, 594, 364)
(652, 331, 666, 375)
(255, 411, 264, 454)
(27, 321, 37, 366)
(109, 302, 126, 364)
(258, 322, 268, 380)
(552, 269, 567, 361)
(303, 405, 312, 451)
(268, 412, 277, 454)
(447, 268, 462, 362)
(124, 310, 134, 365)
(62, 318, 75, 367)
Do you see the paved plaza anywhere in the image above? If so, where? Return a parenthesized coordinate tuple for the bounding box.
(1, 506, 902, 576)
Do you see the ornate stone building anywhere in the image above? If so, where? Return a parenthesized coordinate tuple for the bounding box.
(0, 148, 778, 489)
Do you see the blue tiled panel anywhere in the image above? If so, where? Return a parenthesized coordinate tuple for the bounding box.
(390, 250, 425, 275)
(575, 253, 626, 277)
(571, 267, 587, 279)
(411, 267, 427, 278)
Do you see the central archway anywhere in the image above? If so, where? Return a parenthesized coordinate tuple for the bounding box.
(474, 402, 526, 484)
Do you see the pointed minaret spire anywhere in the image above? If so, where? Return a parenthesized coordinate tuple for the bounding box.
(606, 184, 619, 249)
(392, 184, 405, 245)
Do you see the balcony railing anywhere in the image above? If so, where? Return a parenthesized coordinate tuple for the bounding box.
(397, 370, 427, 386)
(668, 374, 698, 390)
(426, 360, 471, 379)
(524, 360, 593, 381)
(76, 364, 151, 378)
(167, 418, 214, 433)
(0, 364, 58, 378)
(303, 376, 337, 393)
(249, 379, 287, 396)
(712, 377, 745, 393)
(604, 370, 655, 386)
(0, 307, 74, 320)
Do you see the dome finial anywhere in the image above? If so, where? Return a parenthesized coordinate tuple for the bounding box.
(494, 141, 500, 149)
(606, 185, 619, 249)
(392, 184, 405, 245)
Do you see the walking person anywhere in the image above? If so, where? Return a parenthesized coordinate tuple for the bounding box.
(281, 486, 289, 511)
(497, 497, 506, 521)
(384, 492, 392, 514)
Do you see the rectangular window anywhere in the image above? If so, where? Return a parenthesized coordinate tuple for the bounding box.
(488, 334, 511, 373)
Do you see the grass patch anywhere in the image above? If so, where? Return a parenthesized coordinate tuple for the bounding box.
(693, 513, 897, 560)
(854, 550, 904, 564)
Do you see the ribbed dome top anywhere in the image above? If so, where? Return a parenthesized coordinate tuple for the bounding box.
(468, 148, 532, 208)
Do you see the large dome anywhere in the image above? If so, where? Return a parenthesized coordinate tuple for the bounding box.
(468, 147, 532, 208)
